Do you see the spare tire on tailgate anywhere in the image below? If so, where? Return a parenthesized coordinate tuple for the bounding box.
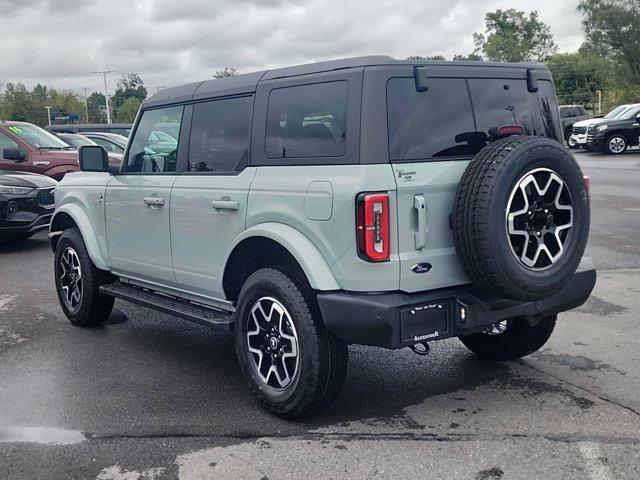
(451, 136, 590, 301)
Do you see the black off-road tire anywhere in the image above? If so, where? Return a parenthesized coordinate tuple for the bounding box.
(54, 228, 114, 326)
(452, 136, 590, 301)
(234, 267, 348, 419)
(459, 315, 556, 361)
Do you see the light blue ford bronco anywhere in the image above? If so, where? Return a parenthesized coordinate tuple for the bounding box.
(50, 56, 596, 418)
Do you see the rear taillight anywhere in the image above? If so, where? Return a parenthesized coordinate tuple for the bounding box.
(356, 192, 390, 262)
(497, 125, 525, 137)
(583, 175, 590, 194)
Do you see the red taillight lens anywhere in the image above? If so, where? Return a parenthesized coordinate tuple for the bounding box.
(357, 193, 390, 262)
(497, 125, 525, 137)
(583, 175, 590, 194)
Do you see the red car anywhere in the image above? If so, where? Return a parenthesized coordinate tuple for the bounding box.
(0, 121, 120, 180)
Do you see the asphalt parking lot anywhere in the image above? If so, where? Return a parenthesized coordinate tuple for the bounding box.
(1, 149, 639, 479)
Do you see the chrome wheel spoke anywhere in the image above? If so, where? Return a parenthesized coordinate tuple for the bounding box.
(506, 168, 574, 270)
(246, 297, 300, 390)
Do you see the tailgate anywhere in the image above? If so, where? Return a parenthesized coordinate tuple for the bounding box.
(393, 161, 469, 292)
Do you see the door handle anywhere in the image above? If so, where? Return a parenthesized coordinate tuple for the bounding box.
(211, 199, 240, 212)
(413, 194, 427, 250)
(144, 197, 165, 206)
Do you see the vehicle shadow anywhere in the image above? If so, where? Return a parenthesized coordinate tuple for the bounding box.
(0, 235, 49, 254)
(4, 296, 577, 437)
(34, 304, 527, 434)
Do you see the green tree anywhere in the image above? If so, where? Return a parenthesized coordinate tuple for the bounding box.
(452, 53, 483, 61)
(473, 9, 558, 62)
(546, 52, 616, 106)
(115, 97, 141, 123)
(578, 0, 640, 83)
(213, 67, 238, 78)
(87, 92, 107, 123)
(406, 55, 446, 60)
(2, 84, 36, 123)
(111, 73, 147, 111)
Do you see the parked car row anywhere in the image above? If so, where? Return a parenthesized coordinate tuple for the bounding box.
(46, 123, 133, 138)
(0, 122, 133, 241)
(0, 121, 124, 180)
(565, 103, 640, 155)
(0, 170, 57, 240)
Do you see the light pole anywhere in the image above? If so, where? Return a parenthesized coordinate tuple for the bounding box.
(45, 106, 52, 126)
(82, 87, 90, 123)
(92, 70, 115, 124)
(596, 90, 602, 115)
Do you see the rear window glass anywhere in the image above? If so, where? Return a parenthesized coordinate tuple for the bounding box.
(387, 77, 560, 162)
(266, 81, 347, 159)
(387, 78, 475, 159)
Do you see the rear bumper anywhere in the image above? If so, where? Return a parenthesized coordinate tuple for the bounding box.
(317, 258, 596, 350)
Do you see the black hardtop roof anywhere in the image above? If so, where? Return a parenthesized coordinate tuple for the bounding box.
(143, 55, 549, 108)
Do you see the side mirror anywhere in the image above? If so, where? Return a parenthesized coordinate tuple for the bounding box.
(78, 145, 109, 172)
(636, 114, 640, 123)
(3, 147, 26, 162)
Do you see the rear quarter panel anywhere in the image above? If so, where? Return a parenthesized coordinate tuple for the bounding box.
(247, 164, 399, 291)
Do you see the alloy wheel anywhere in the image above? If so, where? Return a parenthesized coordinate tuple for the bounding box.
(59, 247, 83, 311)
(246, 297, 300, 390)
(608, 136, 626, 154)
(506, 168, 574, 270)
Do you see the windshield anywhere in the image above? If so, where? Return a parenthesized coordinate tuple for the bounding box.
(620, 107, 640, 120)
(150, 131, 177, 143)
(8, 124, 73, 150)
(604, 105, 628, 119)
(62, 135, 96, 148)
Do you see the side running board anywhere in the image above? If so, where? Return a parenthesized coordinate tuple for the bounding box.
(99, 281, 234, 331)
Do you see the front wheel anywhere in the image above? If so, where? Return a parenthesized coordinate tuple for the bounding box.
(567, 136, 579, 149)
(459, 315, 556, 361)
(604, 135, 628, 155)
(235, 267, 348, 419)
(54, 228, 114, 326)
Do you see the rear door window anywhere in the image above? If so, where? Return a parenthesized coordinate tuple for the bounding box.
(265, 81, 347, 159)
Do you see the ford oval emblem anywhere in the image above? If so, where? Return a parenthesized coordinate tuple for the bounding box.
(411, 262, 432, 274)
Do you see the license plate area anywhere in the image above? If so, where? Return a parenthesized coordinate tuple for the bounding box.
(400, 300, 452, 343)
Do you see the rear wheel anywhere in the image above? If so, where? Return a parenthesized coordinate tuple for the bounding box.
(604, 134, 627, 155)
(459, 315, 556, 361)
(54, 228, 114, 326)
(234, 267, 348, 419)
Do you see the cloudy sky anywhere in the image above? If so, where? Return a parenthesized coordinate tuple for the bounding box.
(0, 0, 584, 96)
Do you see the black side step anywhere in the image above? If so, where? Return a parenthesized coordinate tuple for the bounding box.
(99, 282, 234, 331)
